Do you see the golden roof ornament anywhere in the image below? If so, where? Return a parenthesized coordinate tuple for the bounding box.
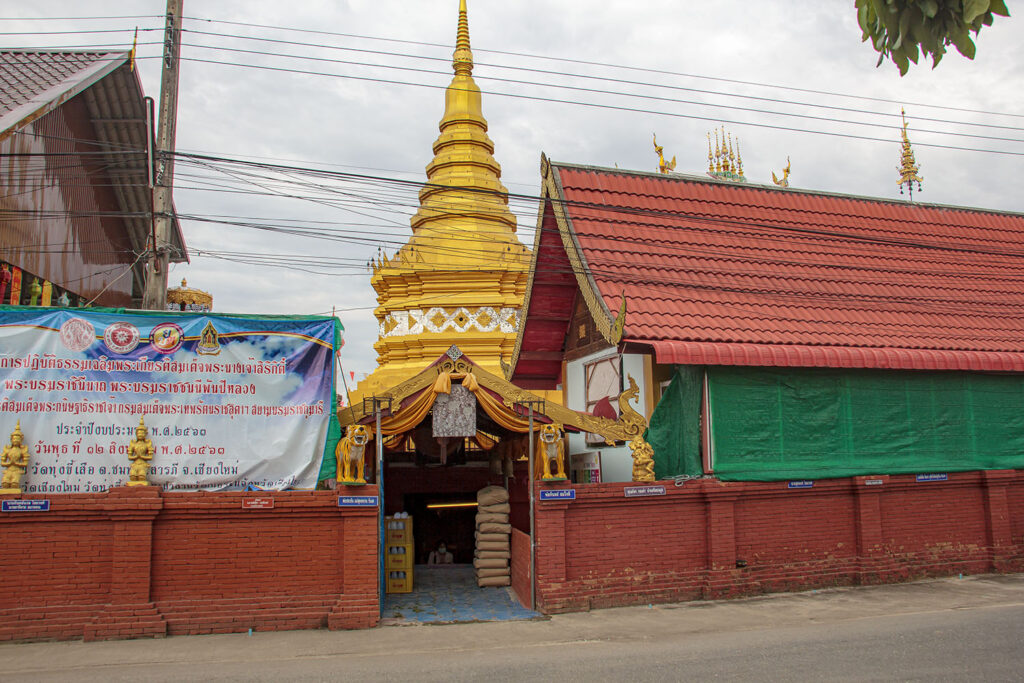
(653, 133, 676, 173)
(771, 156, 791, 187)
(166, 277, 213, 312)
(706, 126, 746, 183)
(897, 108, 923, 200)
(453, 0, 473, 75)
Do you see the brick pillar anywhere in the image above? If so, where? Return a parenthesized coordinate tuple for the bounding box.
(329, 487, 380, 630)
(533, 498, 570, 611)
(981, 470, 1016, 572)
(853, 475, 890, 585)
(84, 486, 166, 641)
(703, 484, 738, 599)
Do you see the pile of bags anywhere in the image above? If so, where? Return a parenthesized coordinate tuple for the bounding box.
(474, 485, 512, 587)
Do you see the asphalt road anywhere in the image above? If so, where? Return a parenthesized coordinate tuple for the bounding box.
(1, 574, 1022, 682)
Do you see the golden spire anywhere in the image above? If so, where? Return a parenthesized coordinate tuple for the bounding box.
(453, 0, 473, 76)
(706, 126, 746, 183)
(897, 108, 923, 200)
(354, 0, 529, 400)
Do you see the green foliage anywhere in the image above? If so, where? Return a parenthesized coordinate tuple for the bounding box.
(855, 0, 1010, 75)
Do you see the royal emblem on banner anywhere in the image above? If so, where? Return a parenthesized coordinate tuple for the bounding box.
(196, 321, 221, 356)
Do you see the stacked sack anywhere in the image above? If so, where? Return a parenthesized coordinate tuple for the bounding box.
(474, 485, 512, 587)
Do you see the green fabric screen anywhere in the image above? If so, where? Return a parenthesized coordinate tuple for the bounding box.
(708, 366, 1024, 481)
(644, 365, 703, 479)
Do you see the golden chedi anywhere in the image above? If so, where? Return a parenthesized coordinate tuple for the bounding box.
(0, 421, 31, 493)
(126, 416, 154, 486)
(352, 0, 529, 400)
(166, 278, 213, 312)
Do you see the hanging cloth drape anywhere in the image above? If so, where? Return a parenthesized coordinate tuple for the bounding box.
(368, 371, 536, 437)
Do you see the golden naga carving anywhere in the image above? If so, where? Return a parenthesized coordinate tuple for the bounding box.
(610, 296, 627, 344)
(1, 420, 31, 493)
(771, 156, 791, 187)
(337, 424, 373, 485)
(653, 133, 676, 174)
(535, 423, 567, 480)
(126, 416, 154, 486)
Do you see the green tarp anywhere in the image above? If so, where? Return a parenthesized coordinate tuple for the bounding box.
(644, 365, 703, 479)
(708, 366, 1024, 481)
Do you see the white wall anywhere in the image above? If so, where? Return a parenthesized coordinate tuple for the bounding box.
(564, 349, 649, 483)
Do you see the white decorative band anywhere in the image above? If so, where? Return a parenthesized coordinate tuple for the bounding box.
(380, 307, 520, 337)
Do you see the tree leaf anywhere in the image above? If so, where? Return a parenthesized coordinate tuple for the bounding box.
(989, 0, 1010, 17)
(963, 0, 991, 24)
(918, 0, 939, 18)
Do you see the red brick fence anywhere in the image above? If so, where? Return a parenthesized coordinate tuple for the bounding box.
(530, 470, 1023, 613)
(0, 487, 379, 641)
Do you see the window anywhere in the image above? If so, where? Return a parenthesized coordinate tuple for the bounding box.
(584, 355, 620, 442)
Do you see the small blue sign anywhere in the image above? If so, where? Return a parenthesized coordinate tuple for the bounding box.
(916, 473, 948, 483)
(788, 480, 815, 489)
(539, 488, 575, 501)
(624, 485, 666, 498)
(338, 495, 379, 507)
(1, 499, 50, 512)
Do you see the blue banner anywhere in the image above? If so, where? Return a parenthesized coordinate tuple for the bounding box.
(0, 308, 337, 492)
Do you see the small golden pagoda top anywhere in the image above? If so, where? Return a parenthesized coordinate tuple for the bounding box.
(706, 126, 745, 183)
(166, 278, 213, 312)
(897, 108, 923, 200)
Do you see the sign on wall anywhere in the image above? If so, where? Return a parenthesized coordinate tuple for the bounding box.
(0, 309, 337, 492)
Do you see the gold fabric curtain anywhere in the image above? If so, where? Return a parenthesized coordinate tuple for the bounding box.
(369, 371, 535, 439)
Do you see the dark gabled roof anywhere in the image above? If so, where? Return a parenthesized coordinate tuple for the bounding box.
(0, 50, 188, 298)
(513, 157, 1024, 385)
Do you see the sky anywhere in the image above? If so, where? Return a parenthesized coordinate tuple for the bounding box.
(3, 1, 1022, 387)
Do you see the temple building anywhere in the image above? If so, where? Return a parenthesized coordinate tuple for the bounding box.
(351, 0, 530, 401)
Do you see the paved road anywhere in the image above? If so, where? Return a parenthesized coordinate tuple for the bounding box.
(1, 574, 1022, 682)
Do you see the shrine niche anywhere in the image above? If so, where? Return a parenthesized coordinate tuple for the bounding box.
(340, 347, 656, 482)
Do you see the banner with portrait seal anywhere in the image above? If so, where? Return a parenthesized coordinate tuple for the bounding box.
(0, 306, 342, 492)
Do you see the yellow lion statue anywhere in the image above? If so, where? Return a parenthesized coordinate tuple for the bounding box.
(535, 423, 566, 480)
(336, 424, 373, 484)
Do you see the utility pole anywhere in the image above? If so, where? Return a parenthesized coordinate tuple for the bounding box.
(141, 0, 183, 310)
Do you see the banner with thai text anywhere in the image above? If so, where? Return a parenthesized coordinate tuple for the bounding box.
(0, 308, 338, 492)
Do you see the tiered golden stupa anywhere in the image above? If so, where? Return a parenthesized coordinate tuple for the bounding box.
(352, 0, 529, 401)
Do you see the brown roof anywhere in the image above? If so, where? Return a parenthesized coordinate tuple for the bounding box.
(0, 50, 124, 130)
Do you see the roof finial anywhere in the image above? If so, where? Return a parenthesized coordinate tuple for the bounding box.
(771, 156, 791, 187)
(897, 108, 923, 201)
(453, 0, 473, 76)
(653, 133, 676, 174)
(706, 126, 747, 183)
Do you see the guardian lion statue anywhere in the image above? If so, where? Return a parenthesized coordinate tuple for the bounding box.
(336, 424, 373, 484)
(535, 423, 566, 480)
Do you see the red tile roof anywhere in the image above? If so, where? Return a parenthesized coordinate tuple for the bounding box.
(515, 161, 1024, 380)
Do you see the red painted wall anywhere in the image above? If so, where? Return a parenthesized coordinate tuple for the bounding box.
(0, 487, 380, 642)
(532, 471, 1024, 613)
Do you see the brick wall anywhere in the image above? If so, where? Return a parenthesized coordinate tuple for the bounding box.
(0, 486, 380, 642)
(533, 471, 1024, 613)
(510, 527, 531, 608)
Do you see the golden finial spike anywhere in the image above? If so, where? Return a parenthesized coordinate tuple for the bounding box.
(897, 107, 924, 200)
(707, 132, 714, 174)
(453, 0, 473, 76)
(735, 138, 743, 177)
(713, 129, 721, 173)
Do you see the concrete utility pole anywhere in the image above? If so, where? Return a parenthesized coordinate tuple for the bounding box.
(141, 0, 183, 310)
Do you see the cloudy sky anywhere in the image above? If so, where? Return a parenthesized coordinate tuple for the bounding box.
(4, 1, 1022, 383)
